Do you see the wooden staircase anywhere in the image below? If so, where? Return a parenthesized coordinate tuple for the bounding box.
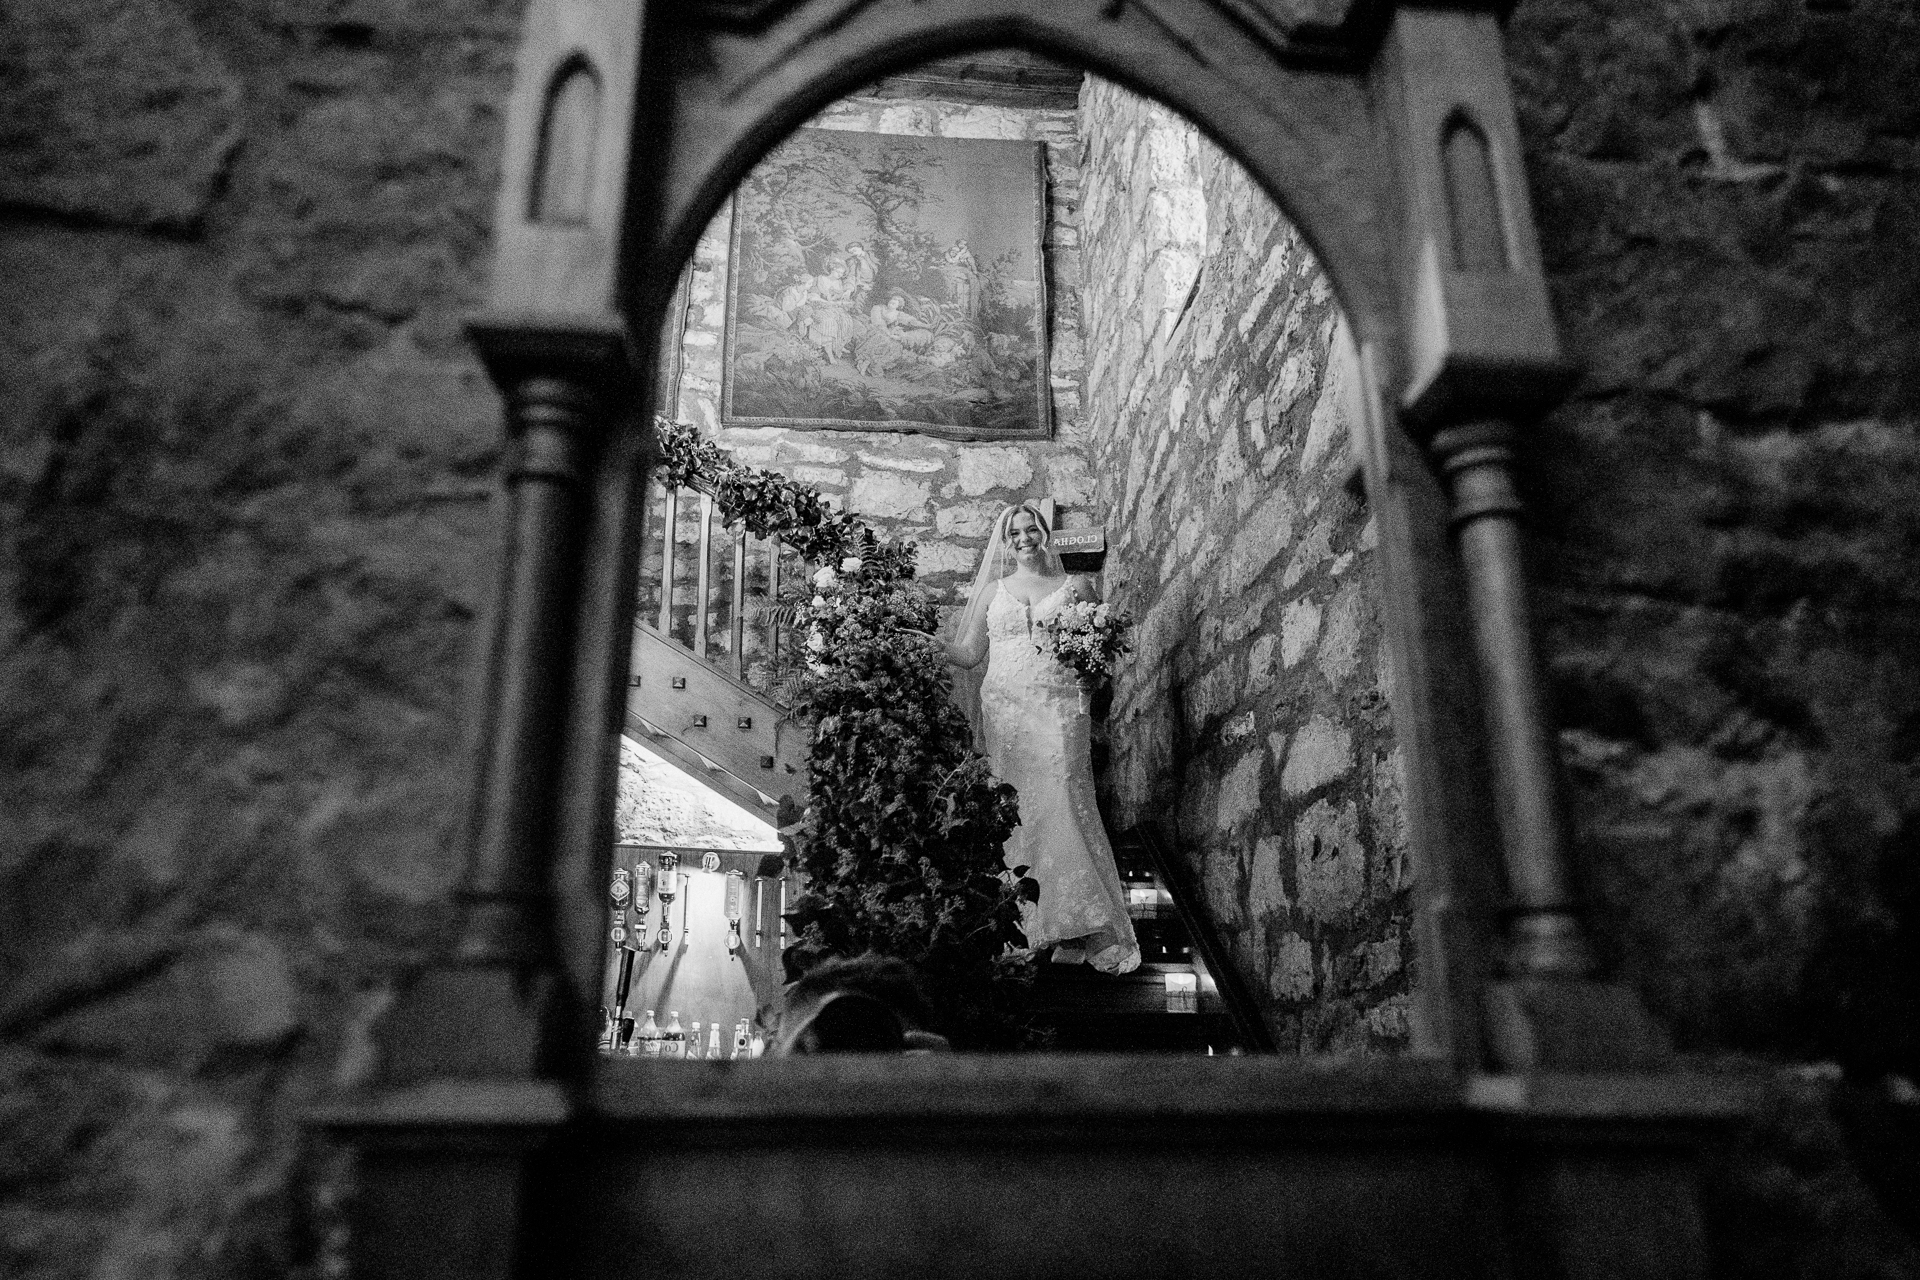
(624, 624, 807, 819)
(1030, 827, 1271, 1053)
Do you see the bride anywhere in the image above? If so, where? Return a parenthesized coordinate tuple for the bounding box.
(944, 502, 1141, 975)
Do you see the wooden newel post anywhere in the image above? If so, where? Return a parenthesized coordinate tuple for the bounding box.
(1379, 6, 1664, 1070)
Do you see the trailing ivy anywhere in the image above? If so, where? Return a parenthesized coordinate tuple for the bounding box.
(655, 418, 1032, 1046)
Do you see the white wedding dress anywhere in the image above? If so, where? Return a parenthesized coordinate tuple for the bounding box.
(979, 580, 1141, 974)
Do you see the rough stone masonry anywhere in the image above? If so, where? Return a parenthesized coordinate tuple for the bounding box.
(1077, 79, 1409, 1055)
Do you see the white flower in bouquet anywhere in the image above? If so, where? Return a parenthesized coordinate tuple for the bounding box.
(812, 593, 827, 609)
(812, 566, 837, 589)
(839, 557, 863, 574)
(1035, 598, 1134, 687)
(807, 628, 827, 653)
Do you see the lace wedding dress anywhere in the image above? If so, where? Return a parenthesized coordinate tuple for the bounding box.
(979, 580, 1141, 974)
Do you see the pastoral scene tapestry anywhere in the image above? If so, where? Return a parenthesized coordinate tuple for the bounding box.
(721, 128, 1050, 440)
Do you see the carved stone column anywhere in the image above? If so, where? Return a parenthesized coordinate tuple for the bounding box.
(456, 332, 630, 983)
(1429, 419, 1592, 980)
(307, 0, 649, 1275)
(1379, 5, 1666, 1071)
(301, 323, 633, 1280)
(303, 320, 634, 1280)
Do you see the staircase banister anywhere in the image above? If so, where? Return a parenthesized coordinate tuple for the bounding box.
(657, 470, 813, 561)
(642, 470, 812, 712)
(666, 470, 725, 513)
(631, 618, 800, 718)
(1125, 824, 1278, 1054)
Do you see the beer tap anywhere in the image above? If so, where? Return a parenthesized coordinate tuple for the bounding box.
(753, 853, 784, 950)
(725, 870, 745, 958)
(656, 853, 679, 952)
(631, 857, 654, 933)
(604, 865, 635, 1053)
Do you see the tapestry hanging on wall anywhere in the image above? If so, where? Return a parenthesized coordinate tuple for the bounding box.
(721, 128, 1051, 441)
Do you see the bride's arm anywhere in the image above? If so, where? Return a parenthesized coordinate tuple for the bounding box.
(944, 584, 992, 669)
(1066, 573, 1101, 603)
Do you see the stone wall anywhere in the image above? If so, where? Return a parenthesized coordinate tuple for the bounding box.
(0, 3, 518, 1277)
(1509, 0, 1920, 1082)
(614, 740, 781, 851)
(1, 1, 1917, 1276)
(670, 93, 1100, 607)
(1078, 79, 1409, 1054)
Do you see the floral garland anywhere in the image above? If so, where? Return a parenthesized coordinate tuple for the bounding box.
(655, 418, 1032, 1046)
(656, 417, 917, 582)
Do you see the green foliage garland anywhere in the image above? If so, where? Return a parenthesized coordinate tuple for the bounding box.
(656, 419, 1032, 1046)
(657, 418, 916, 582)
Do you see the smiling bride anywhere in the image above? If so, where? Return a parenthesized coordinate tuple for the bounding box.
(944, 502, 1141, 975)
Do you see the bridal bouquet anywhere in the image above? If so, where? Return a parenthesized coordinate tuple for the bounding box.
(1035, 600, 1133, 688)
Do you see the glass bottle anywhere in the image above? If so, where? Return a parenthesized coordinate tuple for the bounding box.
(664, 1011, 686, 1058)
(597, 1008, 617, 1056)
(731, 1019, 751, 1060)
(707, 1021, 724, 1058)
(635, 1009, 662, 1058)
(686, 1021, 703, 1060)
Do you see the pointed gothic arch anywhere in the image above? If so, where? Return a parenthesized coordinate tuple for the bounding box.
(465, 0, 1587, 1065)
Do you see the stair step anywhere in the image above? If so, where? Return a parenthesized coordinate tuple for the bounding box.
(1032, 959, 1220, 1011)
(1024, 824, 1267, 1053)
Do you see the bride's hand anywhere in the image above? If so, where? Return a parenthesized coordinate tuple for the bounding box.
(901, 628, 964, 666)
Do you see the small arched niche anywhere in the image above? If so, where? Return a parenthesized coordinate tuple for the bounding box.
(1439, 110, 1511, 274)
(528, 54, 602, 226)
